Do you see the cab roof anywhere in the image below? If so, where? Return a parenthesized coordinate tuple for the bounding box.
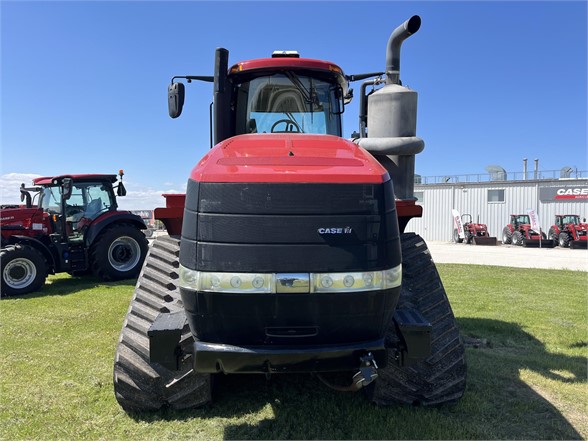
(230, 57, 344, 75)
(33, 174, 118, 186)
(229, 57, 348, 92)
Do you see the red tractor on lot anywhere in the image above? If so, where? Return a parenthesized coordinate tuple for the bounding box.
(113, 16, 466, 412)
(452, 213, 497, 245)
(548, 214, 588, 249)
(501, 214, 554, 248)
(1, 172, 149, 296)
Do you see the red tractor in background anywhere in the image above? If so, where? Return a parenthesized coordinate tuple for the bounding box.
(548, 214, 588, 249)
(502, 214, 554, 248)
(1, 171, 149, 296)
(452, 213, 497, 245)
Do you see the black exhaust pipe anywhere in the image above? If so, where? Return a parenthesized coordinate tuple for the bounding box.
(386, 15, 421, 85)
(213, 48, 231, 146)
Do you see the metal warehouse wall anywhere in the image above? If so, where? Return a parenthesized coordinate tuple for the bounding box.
(407, 178, 588, 242)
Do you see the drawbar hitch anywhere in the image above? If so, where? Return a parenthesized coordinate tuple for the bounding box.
(317, 352, 378, 392)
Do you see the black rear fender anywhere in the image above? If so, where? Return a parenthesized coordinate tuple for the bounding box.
(85, 213, 146, 246)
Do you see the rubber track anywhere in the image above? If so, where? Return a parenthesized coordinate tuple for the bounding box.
(370, 232, 467, 406)
(113, 235, 211, 412)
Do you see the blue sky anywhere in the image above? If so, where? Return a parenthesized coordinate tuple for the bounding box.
(1, 1, 586, 209)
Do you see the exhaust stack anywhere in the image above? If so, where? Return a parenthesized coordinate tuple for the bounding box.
(386, 15, 422, 85)
(353, 15, 424, 201)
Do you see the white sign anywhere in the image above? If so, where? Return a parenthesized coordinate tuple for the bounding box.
(452, 209, 465, 239)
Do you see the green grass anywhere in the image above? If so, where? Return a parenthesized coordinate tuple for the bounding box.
(1, 265, 586, 440)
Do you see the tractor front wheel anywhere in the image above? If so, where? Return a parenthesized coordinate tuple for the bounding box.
(548, 227, 559, 246)
(502, 227, 512, 245)
(452, 229, 463, 243)
(559, 232, 571, 248)
(90, 224, 148, 281)
(512, 231, 524, 246)
(1, 244, 47, 297)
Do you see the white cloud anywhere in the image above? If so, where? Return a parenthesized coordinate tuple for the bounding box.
(0, 173, 42, 205)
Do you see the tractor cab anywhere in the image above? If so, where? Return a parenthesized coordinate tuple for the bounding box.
(512, 214, 530, 228)
(229, 53, 347, 137)
(559, 214, 581, 226)
(34, 174, 123, 240)
(168, 50, 348, 145)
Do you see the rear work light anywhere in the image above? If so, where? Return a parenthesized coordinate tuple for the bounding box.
(179, 265, 402, 294)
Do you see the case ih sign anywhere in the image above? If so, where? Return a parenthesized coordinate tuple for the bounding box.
(540, 185, 588, 202)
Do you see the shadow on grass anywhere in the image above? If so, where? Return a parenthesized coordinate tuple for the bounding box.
(125, 318, 585, 440)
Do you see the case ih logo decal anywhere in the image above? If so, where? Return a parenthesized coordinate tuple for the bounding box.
(540, 186, 588, 202)
(318, 227, 353, 235)
(556, 188, 588, 199)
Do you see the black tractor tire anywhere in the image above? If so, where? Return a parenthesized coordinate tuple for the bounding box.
(368, 233, 467, 406)
(512, 231, 524, 246)
(1, 244, 47, 297)
(90, 223, 149, 281)
(559, 232, 571, 248)
(464, 230, 473, 245)
(548, 227, 559, 246)
(502, 227, 512, 245)
(452, 229, 463, 243)
(113, 235, 212, 412)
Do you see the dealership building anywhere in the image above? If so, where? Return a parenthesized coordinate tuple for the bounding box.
(405, 168, 588, 242)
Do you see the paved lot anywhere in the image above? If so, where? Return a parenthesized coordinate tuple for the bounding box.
(426, 241, 588, 272)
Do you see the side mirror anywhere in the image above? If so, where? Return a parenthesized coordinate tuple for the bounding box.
(344, 87, 353, 105)
(62, 178, 73, 201)
(117, 182, 127, 197)
(330, 85, 345, 115)
(168, 82, 185, 118)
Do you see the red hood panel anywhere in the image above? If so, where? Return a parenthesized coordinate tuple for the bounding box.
(190, 134, 388, 183)
(1, 207, 42, 224)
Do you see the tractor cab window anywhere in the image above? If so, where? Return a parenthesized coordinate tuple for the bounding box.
(40, 187, 62, 214)
(514, 215, 530, 226)
(235, 73, 343, 136)
(40, 182, 114, 232)
(563, 215, 580, 225)
(67, 183, 114, 222)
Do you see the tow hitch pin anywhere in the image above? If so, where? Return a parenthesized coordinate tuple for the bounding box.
(353, 353, 379, 388)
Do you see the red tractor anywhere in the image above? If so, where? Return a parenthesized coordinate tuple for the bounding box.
(453, 214, 497, 245)
(113, 16, 466, 412)
(502, 214, 554, 247)
(1, 172, 149, 296)
(548, 214, 588, 249)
